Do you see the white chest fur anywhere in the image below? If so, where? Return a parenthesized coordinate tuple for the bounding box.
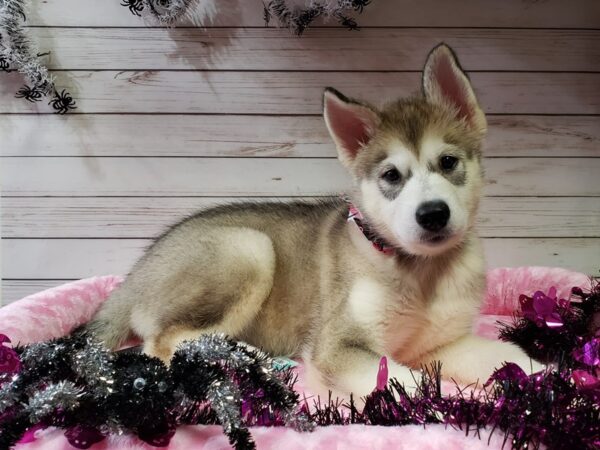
(347, 267, 481, 365)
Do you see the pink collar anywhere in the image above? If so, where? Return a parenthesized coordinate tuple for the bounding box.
(347, 203, 395, 256)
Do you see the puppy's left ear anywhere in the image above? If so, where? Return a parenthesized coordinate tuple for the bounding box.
(323, 87, 380, 168)
(423, 44, 487, 134)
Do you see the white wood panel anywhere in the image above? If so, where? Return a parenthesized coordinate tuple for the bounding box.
(2, 280, 75, 306)
(29, 0, 600, 27)
(477, 197, 600, 238)
(0, 157, 350, 196)
(2, 71, 599, 114)
(2, 157, 599, 197)
(2, 197, 599, 238)
(32, 28, 600, 71)
(482, 239, 600, 275)
(3, 115, 599, 158)
(2, 239, 147, 278)
(3, 238, 598, 279)
(0, 115, 331, 157)
(483, 116, 600, 158)
(3, 0, 599, 299)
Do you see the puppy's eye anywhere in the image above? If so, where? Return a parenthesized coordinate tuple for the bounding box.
(440, 155, 459, 171)
(381, 168, 401, 183)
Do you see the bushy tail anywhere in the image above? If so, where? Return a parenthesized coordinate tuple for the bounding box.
(86, 288, 133, 349)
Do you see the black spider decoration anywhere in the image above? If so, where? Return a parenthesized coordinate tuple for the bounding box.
(0, 55, 9, 72)
(351, 0, 371, 13)
(121, 0, 145, 16)
(49, 89, 77, 114)
(263, 4, 272, 25)
(337, 14, 359, 31)
(0, 332, 311, 450)
(15, 85, 43, 102)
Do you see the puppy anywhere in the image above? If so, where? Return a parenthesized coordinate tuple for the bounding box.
(88, 44, 542, 398)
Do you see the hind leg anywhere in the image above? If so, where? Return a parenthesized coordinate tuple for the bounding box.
(131, 226, 276, 363)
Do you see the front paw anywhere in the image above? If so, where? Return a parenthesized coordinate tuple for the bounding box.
(505, 348, 545, 374)
(424, 335, 547, 389)
(472, 341, 545, 384)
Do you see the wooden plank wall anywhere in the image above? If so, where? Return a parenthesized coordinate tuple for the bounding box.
(2, 0, 600, 303)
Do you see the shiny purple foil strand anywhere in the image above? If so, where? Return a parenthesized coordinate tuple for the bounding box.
(305, 361, 599, 450)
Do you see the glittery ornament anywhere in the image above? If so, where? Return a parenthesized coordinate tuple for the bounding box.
(376, 356, 388, 391)
(0, 334, 21, 376)
(520, 288, 564, 328)
(572, 369, 600, 389)
(573, 337, 600, 367)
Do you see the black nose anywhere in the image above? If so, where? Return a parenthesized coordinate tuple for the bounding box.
(416, 201, 450, 232)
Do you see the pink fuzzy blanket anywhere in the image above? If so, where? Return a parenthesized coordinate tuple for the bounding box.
(0, 267, 590, 450)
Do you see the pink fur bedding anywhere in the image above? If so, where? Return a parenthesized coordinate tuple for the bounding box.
(1, 267, 591, 450)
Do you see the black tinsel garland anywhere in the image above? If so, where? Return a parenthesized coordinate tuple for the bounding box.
(0, 280, 598, 450)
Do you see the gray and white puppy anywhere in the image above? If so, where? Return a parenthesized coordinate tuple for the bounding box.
(89, 44, 542, 398)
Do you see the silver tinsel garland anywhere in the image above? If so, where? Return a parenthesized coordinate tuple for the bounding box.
(119, 0, 372, 32)
(121, 0, 218, 26)
(0, 381, 18, 414)
(26, 381, 82, 423)
(0, 340, 70, 415)
(263, 0, 372, 35)
(143, 0, 195, 24)
(71, 336, 116, 396)
(0, 0, 52, 93)
(206, 379, 249, 442)
(0, 0, 76, 112)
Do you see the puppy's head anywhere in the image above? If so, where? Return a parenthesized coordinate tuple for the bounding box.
(324, 44, 487, 257)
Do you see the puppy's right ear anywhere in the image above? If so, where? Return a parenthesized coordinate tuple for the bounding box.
(323, 87, 379, 168)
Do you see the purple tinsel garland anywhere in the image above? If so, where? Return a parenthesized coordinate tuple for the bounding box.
(0, 281, 598, 450)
